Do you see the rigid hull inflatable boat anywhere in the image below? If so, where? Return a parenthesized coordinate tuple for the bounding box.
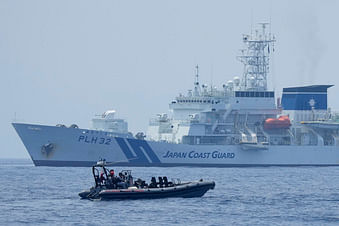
(79, 161, 215, 200)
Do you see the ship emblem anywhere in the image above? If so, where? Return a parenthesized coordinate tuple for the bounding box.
(309, 98, 316, 108)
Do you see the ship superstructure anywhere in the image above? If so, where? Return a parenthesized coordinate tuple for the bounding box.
(91, 110, 129, 135)
(12, 24, 339, 167)
(147, 24, 281, 147)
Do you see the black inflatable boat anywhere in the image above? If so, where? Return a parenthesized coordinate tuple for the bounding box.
(79, 161, 215, 200)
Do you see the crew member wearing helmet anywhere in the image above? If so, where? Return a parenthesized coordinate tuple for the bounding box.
(109, 169, 115, 177)
(100, 172, 106, 185)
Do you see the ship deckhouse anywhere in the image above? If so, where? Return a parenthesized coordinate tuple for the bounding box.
(147, 24, 279, 144)
(146, 24, 337, 148)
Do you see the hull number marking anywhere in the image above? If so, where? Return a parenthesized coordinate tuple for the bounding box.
(78, 135, 111, 145)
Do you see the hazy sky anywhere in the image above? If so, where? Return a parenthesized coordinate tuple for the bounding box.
(1, 0, 339, 158)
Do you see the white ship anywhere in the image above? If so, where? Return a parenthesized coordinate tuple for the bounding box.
(13, 24, 339, 167)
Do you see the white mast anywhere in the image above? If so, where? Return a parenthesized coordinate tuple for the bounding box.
(194, 65, 201, 96)
(238, 23, 275, 91)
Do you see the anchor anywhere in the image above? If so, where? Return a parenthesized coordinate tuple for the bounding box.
(41, 143, 55, 156)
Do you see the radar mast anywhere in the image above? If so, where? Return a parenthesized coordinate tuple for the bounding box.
(238, 23, 275, 91)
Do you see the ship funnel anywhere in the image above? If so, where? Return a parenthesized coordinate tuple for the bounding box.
(281, 85, 333, 110)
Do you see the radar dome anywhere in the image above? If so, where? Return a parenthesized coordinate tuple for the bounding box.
(233, 77, 240, 86)
(249, 76, 256, 87)
(227, 80, 234, 88)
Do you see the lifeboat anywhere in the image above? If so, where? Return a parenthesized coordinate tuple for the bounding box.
(264, 115, 291, 130)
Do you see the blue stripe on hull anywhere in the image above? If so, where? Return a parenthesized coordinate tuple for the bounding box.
(126, 138, 161, 163)
(115, 137, 161, 163)
(33, 160, 339, 167)
(115, 137, 149, 163)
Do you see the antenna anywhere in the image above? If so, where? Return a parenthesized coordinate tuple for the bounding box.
(195, 65, 199, 86)
(194, 65, 201, 96)
(237, 23, 275, 91)
(258, 22, 269, 38)
(210, 64, 214, 86)
(210, 69, 213, 94)
(269, 0, 272, 36)
(250, 8, 253, 38)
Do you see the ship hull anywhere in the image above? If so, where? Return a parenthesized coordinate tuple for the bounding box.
(12, 123, 339, 167)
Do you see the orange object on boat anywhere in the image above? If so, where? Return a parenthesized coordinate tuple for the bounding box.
(264, 115, 291, 130)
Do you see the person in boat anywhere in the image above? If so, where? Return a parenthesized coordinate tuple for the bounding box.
(109, 169, 115, 177)
(118, 172, 125, 181)
(107, 169, 116, 188)
(109, 169, 116, 183)
(100, 172, 106, 185)
(108, 169, 124, 189)
(125, 172, 133, 187)
(134, 178, 146, 188)
(115, 171, 128, 189)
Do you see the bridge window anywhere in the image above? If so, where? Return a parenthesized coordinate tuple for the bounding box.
(235, 91, 274, 98)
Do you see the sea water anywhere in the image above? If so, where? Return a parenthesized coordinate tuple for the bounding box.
(0, 159, 338, 226)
